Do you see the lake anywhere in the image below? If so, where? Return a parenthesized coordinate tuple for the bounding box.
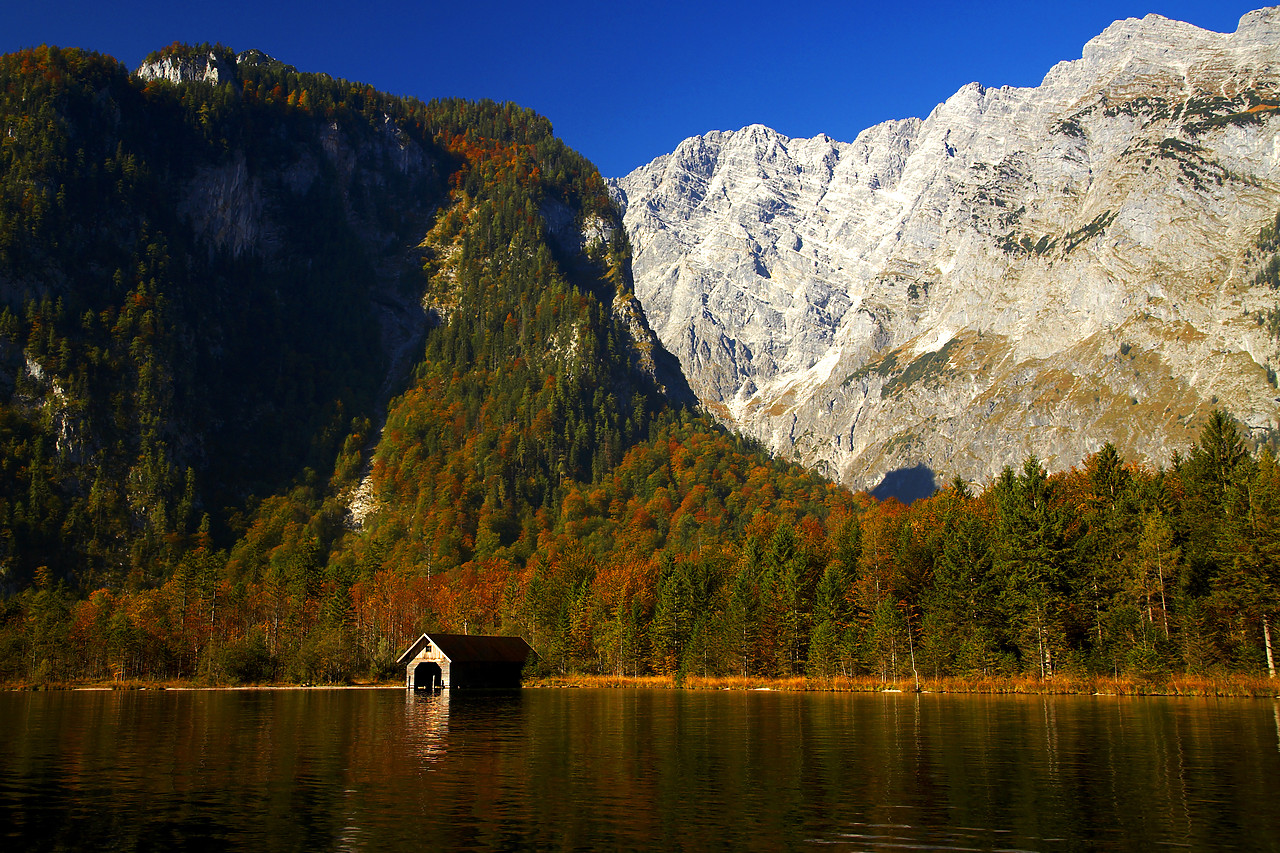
(2, 687, 1278, 851)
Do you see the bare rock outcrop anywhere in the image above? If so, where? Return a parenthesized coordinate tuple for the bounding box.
(611, 7, 1280, 493)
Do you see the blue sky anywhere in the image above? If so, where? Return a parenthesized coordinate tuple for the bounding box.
(0, 1, 1265, 177)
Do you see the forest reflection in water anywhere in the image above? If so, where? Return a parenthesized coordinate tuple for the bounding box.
(2, 687, 1279, 851)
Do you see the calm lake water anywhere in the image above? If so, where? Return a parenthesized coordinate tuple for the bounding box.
(2, 687, 1278, 851)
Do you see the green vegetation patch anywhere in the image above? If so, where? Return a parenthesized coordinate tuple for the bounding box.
(843, 349, 899, 387)
(882, 429, 920, 455)
(1129, 133, 1243, 191)
(1257, 307, 1280, 342)
(1060, 210, 1118, 255)
(882, 338, 959, 399)
(1248, 208, 1280, 387)
(1250, 210, 1280, 290)
(998, 211, 1115, 259)
(998, 231, 1058, 257)
(1183, 90, 1280, 134)
(1051, 118, 1086, 139)
(1103, 96, 1173, 122)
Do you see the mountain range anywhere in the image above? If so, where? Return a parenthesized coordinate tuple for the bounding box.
(611, 6, 1280, 498)
(1, 25, 1278, 686)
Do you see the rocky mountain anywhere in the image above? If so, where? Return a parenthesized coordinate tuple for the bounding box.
(611, 7, 1280, 497)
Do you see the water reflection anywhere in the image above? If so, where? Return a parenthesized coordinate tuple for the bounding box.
(1, 689, 1278, 851)
(404, 688, 450, 765)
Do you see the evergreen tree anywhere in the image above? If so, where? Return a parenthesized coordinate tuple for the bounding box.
(994, 458, 1074, 677)
(925, 493, 1004, 675)
(1215, 448, 1280, 677)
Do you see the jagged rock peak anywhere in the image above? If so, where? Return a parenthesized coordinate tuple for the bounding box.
(1041, 6, 1280, 93)
(1237, 5, 1280, 45)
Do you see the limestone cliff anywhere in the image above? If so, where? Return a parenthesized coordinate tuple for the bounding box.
(611, 7, 1280, 494)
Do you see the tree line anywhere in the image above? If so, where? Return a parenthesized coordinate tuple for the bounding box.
(3, 411, 1276, 684)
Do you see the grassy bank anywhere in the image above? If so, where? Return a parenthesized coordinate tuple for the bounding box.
(1, 678, 401, 691)
(5, 673, 1276, 697)
(526, 673, 1280, 698)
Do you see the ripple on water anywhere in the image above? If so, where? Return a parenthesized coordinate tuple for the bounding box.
(1, 690, 1278, 851)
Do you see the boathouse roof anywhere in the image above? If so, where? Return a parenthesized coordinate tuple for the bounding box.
(395, 633, 533, 666)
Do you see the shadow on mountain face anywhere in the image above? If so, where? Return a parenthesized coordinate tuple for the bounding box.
(871, 464, 938, 504)
(652, 342, 699, 408)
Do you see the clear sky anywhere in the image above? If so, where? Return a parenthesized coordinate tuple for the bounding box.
(0, 1, 1266, 177)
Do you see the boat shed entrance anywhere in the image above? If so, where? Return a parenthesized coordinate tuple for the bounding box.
(396, 633, 534, 690)
(411, 660, 443, 690)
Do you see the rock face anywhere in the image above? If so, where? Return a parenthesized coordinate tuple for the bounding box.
(135, 50, 235, 86)
(611, 7, 1280, 494)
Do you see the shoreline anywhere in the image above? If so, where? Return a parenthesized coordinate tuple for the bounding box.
(524, 673, 1280, 699)
(6, 673, 1276, 698)
(2, 680, 404, 692)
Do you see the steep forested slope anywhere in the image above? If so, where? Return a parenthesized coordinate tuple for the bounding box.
(0, 44, 446, 591)
(0, 44, 851, 682)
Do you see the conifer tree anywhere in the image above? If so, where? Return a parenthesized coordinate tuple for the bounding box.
(994, 458, 1073, 678)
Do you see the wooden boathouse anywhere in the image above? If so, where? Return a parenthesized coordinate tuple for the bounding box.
(396, 633, 534, 690)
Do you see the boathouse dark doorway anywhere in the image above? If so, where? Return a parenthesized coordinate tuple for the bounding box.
(412, 661, 443, 691)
